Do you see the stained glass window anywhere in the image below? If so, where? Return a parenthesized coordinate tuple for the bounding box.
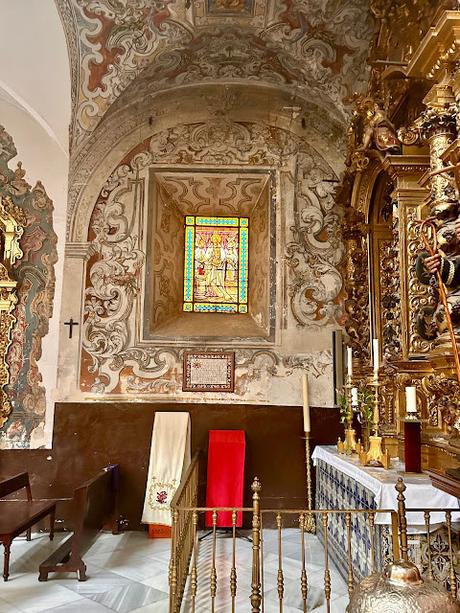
(183, 216, 249, 313)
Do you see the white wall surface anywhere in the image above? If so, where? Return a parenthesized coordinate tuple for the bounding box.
(0, 0, 70, 447)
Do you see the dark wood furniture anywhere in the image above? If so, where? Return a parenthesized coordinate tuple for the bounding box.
(39, 464, 119, 582)
(428, 468, 460, 499)
(0, 472, 56, 581)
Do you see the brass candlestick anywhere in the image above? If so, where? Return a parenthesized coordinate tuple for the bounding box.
(304, 432, 316, 533)
(338, 374, 359, 454)
(359, 369, 391, 469)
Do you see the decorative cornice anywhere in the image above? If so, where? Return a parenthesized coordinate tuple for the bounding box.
(405, 11, 460, 79)
(382, 155, 430, 180)
(65, 242, 91, 259)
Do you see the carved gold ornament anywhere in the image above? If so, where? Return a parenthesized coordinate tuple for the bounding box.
(0, 195, 26, 427)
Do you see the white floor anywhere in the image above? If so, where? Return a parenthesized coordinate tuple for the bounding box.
(0, 530, 349, 612)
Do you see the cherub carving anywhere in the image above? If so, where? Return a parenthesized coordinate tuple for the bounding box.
(345, 97, 401, 170)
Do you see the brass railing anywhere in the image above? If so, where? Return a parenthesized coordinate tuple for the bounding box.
(169, 452, 200, 613)
(170, 472, 458, 612)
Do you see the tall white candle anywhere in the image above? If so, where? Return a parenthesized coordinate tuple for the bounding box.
(405, 386, 417, 414)
(347, 346, 353, 377)
(351, 387, 358, 407)
(373, 338, 379, 372)
(302, 373, 310, 432)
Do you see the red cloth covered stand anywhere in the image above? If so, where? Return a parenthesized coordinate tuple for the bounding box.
(205, 430, 246, 528)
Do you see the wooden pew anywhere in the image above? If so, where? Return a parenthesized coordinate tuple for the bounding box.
(39, 464, 119, 582)
(0, 473, 56, 581)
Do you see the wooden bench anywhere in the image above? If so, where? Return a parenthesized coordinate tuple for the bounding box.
(39, 464, 119, 582)
(0, 473, 56, 581)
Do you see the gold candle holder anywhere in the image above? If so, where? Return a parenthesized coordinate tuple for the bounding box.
(304, 432, 316, 533)
(337, 374, 359, 455)
(359, 369, 390, 469)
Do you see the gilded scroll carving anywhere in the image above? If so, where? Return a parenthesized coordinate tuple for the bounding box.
(381, 211, 401, 362)
(408, 209, 438, 354)
(341, 198, 370, 362)
(0, 195, 25, 428)
(423, 373, 460, 431)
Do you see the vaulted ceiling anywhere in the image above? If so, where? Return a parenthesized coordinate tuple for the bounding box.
(56, 0, 374, 153)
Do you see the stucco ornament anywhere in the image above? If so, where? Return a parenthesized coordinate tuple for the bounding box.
(80, 119, 342, 395)
(56, 0, 373, 148)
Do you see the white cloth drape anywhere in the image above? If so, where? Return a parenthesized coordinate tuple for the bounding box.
(142, 412, 191, 525)
(312, 445, 460, 528)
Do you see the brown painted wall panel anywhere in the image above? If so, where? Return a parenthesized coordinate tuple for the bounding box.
(0, 403, 341, 530)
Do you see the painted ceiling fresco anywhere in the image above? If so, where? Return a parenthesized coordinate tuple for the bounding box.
(56, 0, 374, 151)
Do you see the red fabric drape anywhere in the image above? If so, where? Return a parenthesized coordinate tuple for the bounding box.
(205, 430, 246, 528)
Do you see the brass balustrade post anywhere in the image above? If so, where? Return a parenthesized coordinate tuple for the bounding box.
(169, 508, 179, 613)
(250, 477, 262, 613)
(231, 510, 237, 613)
(396, 478, 408, 561)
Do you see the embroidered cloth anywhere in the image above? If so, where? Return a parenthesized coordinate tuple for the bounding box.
(312, 445, 460, 526)
(142, 412, 191, 526)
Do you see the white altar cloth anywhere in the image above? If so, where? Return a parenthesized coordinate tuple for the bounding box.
(142, 412, 191, 526)
(312, 445, 460, 526)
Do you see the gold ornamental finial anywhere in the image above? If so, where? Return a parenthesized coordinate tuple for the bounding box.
(251, 477, 261, 494)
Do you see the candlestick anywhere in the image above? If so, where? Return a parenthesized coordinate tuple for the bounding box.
(302, 374, 310, 432)
(358, 369, 391, 469)
(337, 376, 359, 455)
(304, 433, 315, 533)
(405, 387, 417, 414)
(351, 387, 358, 407)
(372, 338, 379, 372)
(347, 346, 353, 377)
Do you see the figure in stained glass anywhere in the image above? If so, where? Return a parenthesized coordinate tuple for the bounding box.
(183, 216, 248, 313)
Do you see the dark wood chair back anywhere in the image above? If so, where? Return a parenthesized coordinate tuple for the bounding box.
(0, 473, 32, 501)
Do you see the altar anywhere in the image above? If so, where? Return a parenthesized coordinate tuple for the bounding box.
(312, 446, 460, 588)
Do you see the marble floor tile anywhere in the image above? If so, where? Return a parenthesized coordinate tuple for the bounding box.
(263, 580, 324, 611)
(38, 597, 113, 612)
(60, 569, 138, 595)
(0, 597, 22, 613)
(86, 552, 162, 583)
(130, 602, 169, 613)
(0, 579, 82, 613)
(140, 570, 170, 593)
(88, 583, 167, 613)
(0, 530, 351, 613)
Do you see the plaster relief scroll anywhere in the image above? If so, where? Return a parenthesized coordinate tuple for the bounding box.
(80, 119, 341, 405)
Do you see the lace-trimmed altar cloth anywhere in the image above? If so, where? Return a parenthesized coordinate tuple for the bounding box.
(312, 445, 460, 528)
(142, 412, 191, 526)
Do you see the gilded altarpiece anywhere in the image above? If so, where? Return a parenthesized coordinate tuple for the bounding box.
(0, 126, 57, 448)
(340, 3, 460, 471)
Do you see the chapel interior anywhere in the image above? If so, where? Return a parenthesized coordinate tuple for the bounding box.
(3, 1, 460, 612)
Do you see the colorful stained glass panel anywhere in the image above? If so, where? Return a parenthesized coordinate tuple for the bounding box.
(183, 216, 249, 313)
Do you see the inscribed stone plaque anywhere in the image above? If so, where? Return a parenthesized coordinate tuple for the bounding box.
(183, 351, 235, 392)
